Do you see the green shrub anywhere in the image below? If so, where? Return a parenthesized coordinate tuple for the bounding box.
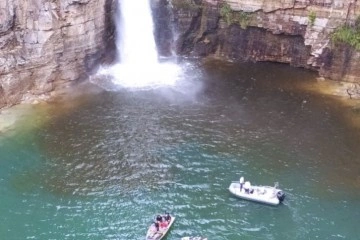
(308, 11, 316, 26)
(220, 2, 232, 25)
(220, 2, 252, 29)
(331, 24, 360, 50)
(236, 12, 251, 29)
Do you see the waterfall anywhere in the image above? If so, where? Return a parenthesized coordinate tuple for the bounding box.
(116, 0, 158, 65)
(96, 0, 181, 90)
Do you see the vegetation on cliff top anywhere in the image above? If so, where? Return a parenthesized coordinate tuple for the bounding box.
(331, 17, 360, 50)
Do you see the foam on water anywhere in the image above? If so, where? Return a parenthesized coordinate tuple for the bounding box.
(98, 62, 182, 90)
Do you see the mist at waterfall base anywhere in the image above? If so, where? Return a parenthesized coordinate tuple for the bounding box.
(95, 0, 193, 95)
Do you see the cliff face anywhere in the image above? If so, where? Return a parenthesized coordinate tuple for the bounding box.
(164, 0, 360, 86)
(1, 0, 360, 109)
(0, 0, 115, 108)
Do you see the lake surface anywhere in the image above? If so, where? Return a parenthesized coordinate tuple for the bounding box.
(1, 59, 359, 240)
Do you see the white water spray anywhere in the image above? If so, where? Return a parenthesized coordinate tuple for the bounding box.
(117, 0, 158, 64)
(97, 0, 181, 89)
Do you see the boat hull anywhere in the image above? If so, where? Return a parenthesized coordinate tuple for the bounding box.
(229, 182, 284, 206)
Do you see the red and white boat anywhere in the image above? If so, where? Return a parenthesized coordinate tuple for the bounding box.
(145, 213, 175, 240)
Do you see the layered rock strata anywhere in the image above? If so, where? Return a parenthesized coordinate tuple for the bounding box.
(165, 0, 360, 93)
(0, 0, 115, 109)
(2, 0, 360, 109)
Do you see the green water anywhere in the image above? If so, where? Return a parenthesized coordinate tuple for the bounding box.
(0, 60, 359, 240)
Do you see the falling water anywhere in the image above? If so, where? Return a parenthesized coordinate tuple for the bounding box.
(116, 0, 158, 64)
(97, 0, 181, 89)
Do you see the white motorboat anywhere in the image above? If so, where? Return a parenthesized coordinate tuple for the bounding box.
(229, 177, 285, 206)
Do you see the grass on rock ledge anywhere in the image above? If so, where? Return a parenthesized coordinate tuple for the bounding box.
(331, 16, 360, 50)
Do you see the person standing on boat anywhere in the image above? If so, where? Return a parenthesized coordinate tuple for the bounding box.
(239, 177, 244, 192)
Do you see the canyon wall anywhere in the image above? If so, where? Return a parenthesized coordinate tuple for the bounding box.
(2, 0, 360, 109)
(0, 0, 115, 108)
(165, 0, 360, 87)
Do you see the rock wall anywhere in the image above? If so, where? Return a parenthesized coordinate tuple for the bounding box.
(2, 0, 360, 109)
(0, 0, 115, 109)
(165, 0, 360, 85)
(152, 0, 175, 57)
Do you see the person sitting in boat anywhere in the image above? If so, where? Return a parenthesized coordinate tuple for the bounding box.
(239, 177, 244, 191)
(154, 215, 163, 230)
(154, 221, 160, 232)
(156, 215, 162, 222)
(244, 181, 253, 194)
(164, 212, 171, 222)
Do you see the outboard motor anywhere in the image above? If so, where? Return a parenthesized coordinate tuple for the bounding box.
(276, 191, 285, 202)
